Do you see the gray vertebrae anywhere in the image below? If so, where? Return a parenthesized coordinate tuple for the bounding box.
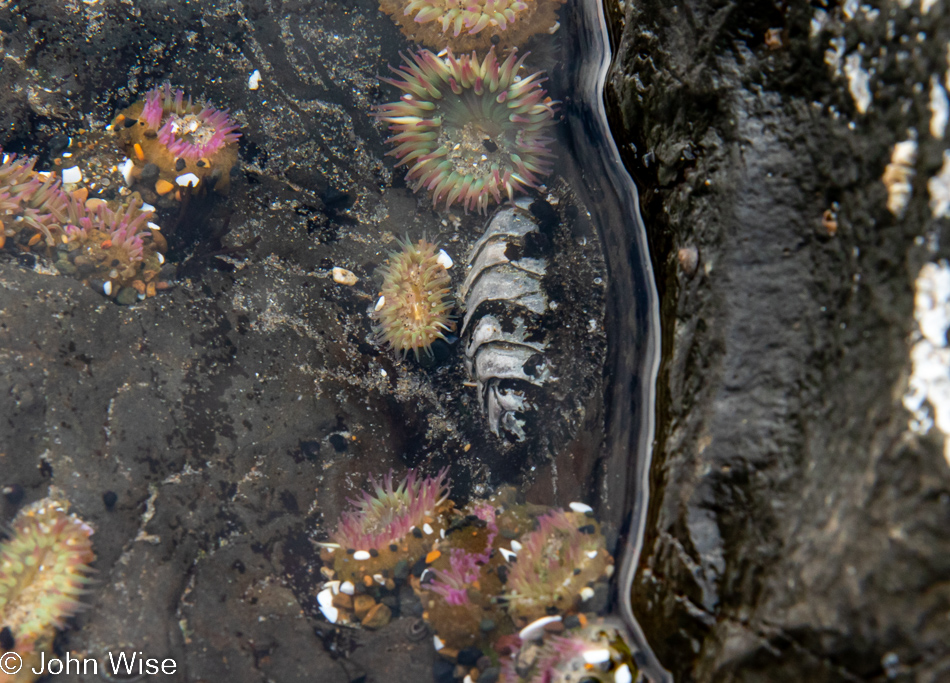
(461, 199, 556, 441)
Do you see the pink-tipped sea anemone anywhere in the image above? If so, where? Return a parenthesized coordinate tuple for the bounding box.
(505, 509, 612, 622)
(378, 0, 566, 52)
(0, 493, 95, 650)
(375, 47, 557, 214)
(139, 84, 241, 162)
(375, 238, 454, 358)
(519, 623, 639, 683)
(0, 154, 167, 300)
(113, 84, 240, 197)
(328, 468, 452, 584)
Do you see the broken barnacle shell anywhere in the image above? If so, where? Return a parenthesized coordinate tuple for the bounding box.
(460, 198, 557, 442)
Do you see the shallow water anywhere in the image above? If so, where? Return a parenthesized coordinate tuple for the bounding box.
(0, 0, 667, 680)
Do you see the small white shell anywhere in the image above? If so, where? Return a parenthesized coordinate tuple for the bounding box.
(510, 540, 523, 552)
(580, 586, 595, 601)
(437, 248, 453, 269)
(176, 173, 200, 187)
(103, 281, 113, 297)
(582, 648, 612, 666)
(118, 158, 135, 186)
(375, 295, 386, 311)
(340, 581, 355, 595)
(569, 502, 594, 514)
(332, 267, 358, 285)
(422, 523, 434, 535)
(433, 635, 445, 651)
(317, 587, 339, 623)
(615, 664, 633, 683)
(353, 550, 371, 561)
(518, 615, 561, 642)
(499, 548, 517, 562)
(586, 550, 599, 559)
(248, 69, 262, 90)
(61, 166, 82, 184)
(141, 203, 156, 213)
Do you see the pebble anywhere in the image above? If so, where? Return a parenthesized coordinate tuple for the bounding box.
(353, 594, 376, 621)
(361, 602, 392, 629)
(477, 668, 500, 683)
(331, 592, 353, 610)
(116, 287, 138, 305)
(332, 267, 358, 285)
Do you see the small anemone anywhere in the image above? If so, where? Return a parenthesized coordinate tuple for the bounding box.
(140, 84, 241, 162)
(332, 468, 451, 552)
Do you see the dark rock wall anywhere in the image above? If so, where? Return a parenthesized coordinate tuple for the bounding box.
(606, 1, 950, 681)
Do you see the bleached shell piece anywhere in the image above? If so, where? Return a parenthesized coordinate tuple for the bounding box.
(461, 266, 547, 332)
(518, 615, 562, 642)
(473, 343, 553, 387)
(61, 166, 82, 184)
(176, 172, 200, 187)
(486, 385, 529, 441)
(464, 314, 546, 362)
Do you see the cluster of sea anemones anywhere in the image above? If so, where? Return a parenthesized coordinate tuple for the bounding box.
(375, 47, 557, 214)
(374, 237, 455, 357)
(378, 0, 565, 52)
(0, 492, 95, 669)
(112, 84, 241, 199)
(0, 153, 168, 302)
(319, 470, 629, 679)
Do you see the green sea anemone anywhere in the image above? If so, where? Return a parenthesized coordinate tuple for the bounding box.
(375, 237, 454, 358)
(0, 493, 95, 649)
(375, 47, 557, 214)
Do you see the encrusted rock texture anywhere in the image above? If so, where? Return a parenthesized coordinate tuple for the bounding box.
(606, 0, 950, 681)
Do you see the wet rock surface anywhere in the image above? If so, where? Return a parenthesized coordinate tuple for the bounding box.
(606, 0, 950, 681)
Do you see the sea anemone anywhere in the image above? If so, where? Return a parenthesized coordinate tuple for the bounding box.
(522, 623, 638, 683)
(139, 85, 241, 162)
(375, 238, 454, 358)
(375, 47, 557, 214)
(333, 468, 450, 550)
(328, 468, 452, 584)
(378, 0, 566, 52)
(0, 493, 95, 649)
(0, 154, 167, 300)
(428, 505, 497, 604)
(505, 509, 612, 622)
(113, 84, 241, 197)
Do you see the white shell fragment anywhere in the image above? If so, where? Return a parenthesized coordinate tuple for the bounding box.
(340, 580, 355, 595)
(118, 158, 135, 186)
(580, 586, 595, 601)
(510, 540, 523, 552)
(433, 635, 445, 651)
(569, 502, 594, 514)
(582, 648, 612, 666)
(422, 523, 434, 535)
(248, 69, 262, 90)
(332, 267, 359, 285)
(375, 295, 386, 311)
(352, 550, 371, 561)
(437, 248, 453, 269)
(141, 203, 156, 213)
(61, 166, 82, 184)
(499, 548, 517, 562)
(103, 281, 113, 297)
(176, 173, 200, 187)
(317, 587, 339, 623)
(615, 664, 633, 683)
(518, 615, 562, 642)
